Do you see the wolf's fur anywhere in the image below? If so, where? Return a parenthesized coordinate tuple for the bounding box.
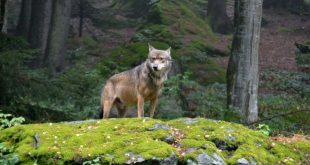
(100, 44, 172, 118)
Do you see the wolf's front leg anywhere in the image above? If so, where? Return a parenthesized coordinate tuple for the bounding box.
(137, 94, 144, 118)
(150, 98, 158, 118)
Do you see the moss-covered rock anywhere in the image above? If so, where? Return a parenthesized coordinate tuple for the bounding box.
(0, 118, 309, 164)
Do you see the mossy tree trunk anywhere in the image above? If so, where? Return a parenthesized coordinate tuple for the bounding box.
(227, 0, 263, 124)
(1, 0, 22, 35)
(207, 0, 232, 34)
(44, 0, 72, 74)
(28, 0, 53, 66)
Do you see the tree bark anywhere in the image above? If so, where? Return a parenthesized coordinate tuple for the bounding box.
(0, 0, 6, 28)
(1, 0, 22, 35)
(207, 0, 232, 34)
(16, 0, 32, 36)
(44, 0, 72, 74)
(79, 0, 84, 37)
(227, 0, 263, 123)
(28, 0, 53, 66)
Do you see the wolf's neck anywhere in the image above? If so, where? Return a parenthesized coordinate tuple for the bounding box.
(142, 62, 166, 86)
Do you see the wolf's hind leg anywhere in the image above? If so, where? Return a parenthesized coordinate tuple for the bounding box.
(103, 100, 114, 118)
(101, 82, 115, 119)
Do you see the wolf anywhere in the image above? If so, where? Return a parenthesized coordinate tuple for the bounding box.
(100, 44, 172, 118)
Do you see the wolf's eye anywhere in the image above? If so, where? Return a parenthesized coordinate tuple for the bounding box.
(151, 57, 156, 61)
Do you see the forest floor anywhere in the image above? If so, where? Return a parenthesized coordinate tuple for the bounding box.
(259, 9, 310, 71)
(216, 9, 310, 72)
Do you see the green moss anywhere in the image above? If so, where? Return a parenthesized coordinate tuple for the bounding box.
(132, 25, 182, 48)
(277, 27, 291, 33)
(1, 118, 308, 164)
(148, 0, 214, 38)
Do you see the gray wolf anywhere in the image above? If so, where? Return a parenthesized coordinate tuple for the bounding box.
(100, 44, 172, 118)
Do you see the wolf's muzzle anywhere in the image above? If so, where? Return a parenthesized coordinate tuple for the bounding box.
(153, 66, 159, 71)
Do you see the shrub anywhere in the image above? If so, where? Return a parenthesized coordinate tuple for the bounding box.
(0, 113, 25, 130)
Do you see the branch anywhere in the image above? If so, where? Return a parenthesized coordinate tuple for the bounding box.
(247, 109, 310, 125)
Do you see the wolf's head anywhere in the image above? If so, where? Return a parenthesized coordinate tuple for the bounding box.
(147, 44, 172, 74)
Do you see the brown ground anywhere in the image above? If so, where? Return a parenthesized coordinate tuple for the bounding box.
(260, 9, 310, 71)
(271, 134, 309, 143)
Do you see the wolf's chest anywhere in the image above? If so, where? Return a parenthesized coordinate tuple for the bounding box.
(139, 84, 162, 100)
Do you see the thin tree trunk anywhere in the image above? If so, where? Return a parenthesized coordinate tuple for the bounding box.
(227, 0, 263, 123)
(1, 0, 22, 35)
(79, 0, 84, 37)
(16, 0, 32, 36)
(0, 0, 6, 28)
(28, 0, 53, 66)
(44, 0, 72, 74)
(207, 0, 232, 34)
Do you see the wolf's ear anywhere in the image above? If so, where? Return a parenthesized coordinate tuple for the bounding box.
(148, 43, 155, 52)
(166, 47, 171, 54)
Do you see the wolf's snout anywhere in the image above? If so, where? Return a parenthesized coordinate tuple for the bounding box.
(153, 66, 159, 71)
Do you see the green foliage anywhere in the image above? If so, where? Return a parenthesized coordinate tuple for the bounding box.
(260, 69, 310, 98)
(157, 72, 239, 121)
(258, 94, 309, 135)
(295, 42, 310, 68)
(0, 35, 38, 104)
(66, 36, 100, 63)
(0, 34, 103, 122)
(175, 47, 226, 85)
(148, 0, 213, 37)
(132, 25, 182, 48)
(277, 27, 291, 33)
(81, 36, 99, 52)
(96, 42, 171, 78)
(0, 33, 29, 51)
(257, 124, 271, 136)
(0, 113, 25, 130)
(0, 143, 19, 165)
(83, 156, 102, 165)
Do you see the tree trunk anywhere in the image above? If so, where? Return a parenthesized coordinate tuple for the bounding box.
(16, 0, 32, 36)
(207, 0, 232, 34)
(28, 0, 53, 66)
(44, 0, 72, 74)
(79, 0, 84, 37)
(0, 0, 6, 28)
(226, 0, 263, 123)
(1, 0, 22, 35)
